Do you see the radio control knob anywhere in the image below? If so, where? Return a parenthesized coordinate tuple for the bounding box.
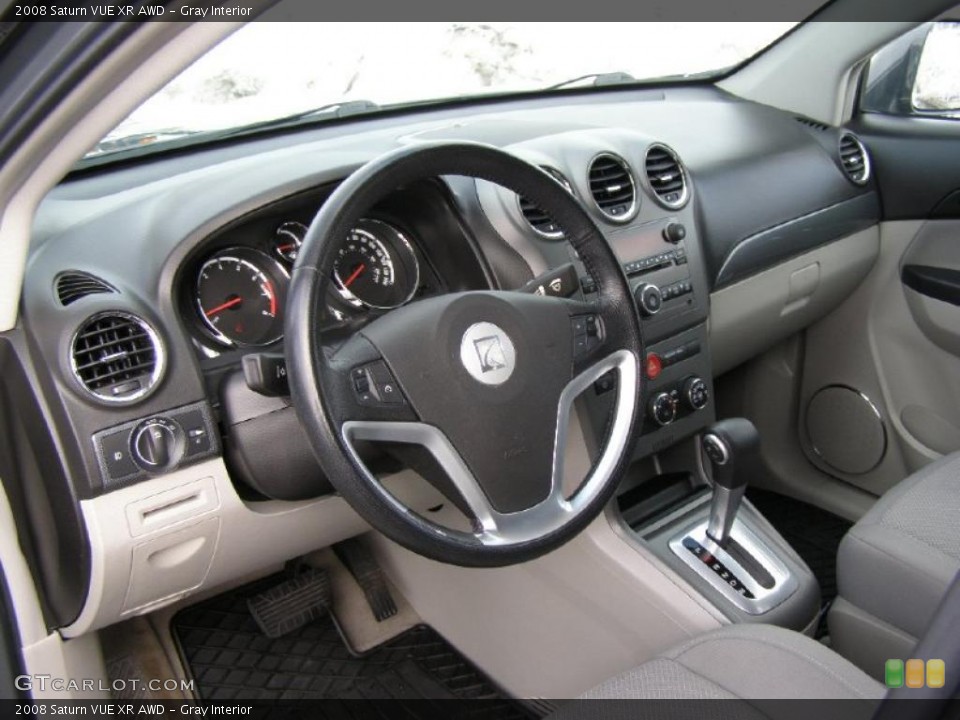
(682, 376, 709, 411)
(663, 222, 687, 244)
(132, 418, 184, 472)
(648, 392, 678, 426)
(635, 284, 663, 317)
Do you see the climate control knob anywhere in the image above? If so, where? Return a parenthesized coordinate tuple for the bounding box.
(131, 417, 184, 472)
(635, 283, 663, 317)
(648, 392, 678, 426)
(682, 376, 710, 411)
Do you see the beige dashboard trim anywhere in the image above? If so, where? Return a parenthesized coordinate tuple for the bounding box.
(62, 458, 372, 638)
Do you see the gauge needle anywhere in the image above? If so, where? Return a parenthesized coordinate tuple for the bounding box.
(343, 263, 366, 288)
(205, 297, 242, 317)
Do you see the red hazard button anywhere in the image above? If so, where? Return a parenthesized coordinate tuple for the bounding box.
(645, 353, 663, 379)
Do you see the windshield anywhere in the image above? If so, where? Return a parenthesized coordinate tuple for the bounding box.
(86, 22, 798, 161)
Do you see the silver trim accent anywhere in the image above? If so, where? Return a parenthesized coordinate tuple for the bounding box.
(806, 383, 887, 475)
(342, 349, 638, 546)
(636, 283, 662, 316)
(69, 311, 165, 405)
(587, 153, 639, 224)
(516, 166, 574, 240)
(195, 247, 290, 349)
(332, 218, 421, 311)
(670, 518, 798, 615)
(644, 143, 689, 210)
(706, 484, 744, 545)
(838, 132, 871, 186)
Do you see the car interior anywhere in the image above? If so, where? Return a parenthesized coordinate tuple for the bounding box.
(1, 4, 960, 712)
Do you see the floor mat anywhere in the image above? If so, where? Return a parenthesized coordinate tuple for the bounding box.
(171, 575, 533, 718)
(746, 488, 852, 606)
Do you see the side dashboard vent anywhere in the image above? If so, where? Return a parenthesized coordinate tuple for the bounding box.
(839, 132, 870, 185)
(795, 116, 830, 132)
(518, 167, 574, 239)
(644, 144, 688, 209)
(56, 271, 116, 306)
(587, 153, 638, 222)
(71, 312, 164, 404)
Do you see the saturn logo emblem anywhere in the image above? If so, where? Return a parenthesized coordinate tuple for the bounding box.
(460, 322, 516, 385)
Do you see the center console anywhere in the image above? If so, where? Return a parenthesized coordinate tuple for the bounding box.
(573, 212, 819, 630)
(577, 214, 715, 460)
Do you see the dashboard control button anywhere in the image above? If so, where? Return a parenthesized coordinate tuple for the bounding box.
(635, 284, 663, 317)
(175, 409, 212, 456)
(645, 353, 663, 380)
(648, 392, 678, 426)
(683, 376, 710, 411)
(131, 418, 185, 472)
(99, 430, 139, 480)
(663, 222, 687, 244)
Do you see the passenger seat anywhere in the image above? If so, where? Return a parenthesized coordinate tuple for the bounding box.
(830, 451, 960, 679)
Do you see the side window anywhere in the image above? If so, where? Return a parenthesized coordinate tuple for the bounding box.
(862, 21, 960, 119)
(912, 23, 960, 116)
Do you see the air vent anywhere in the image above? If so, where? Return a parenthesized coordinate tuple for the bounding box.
(795, 116, 830, 132)
(70, 312, 163, 404)
(518, 167, 574, 238)
(839, 133, 870, 185)
(644, 144, 688, 209)
(587, 153, 638, 222)
(55, 271, 115, 306)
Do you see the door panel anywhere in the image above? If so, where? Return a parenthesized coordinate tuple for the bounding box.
(799, 221, 960, 497)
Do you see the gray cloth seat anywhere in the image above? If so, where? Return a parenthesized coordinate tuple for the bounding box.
(568, 624, 883, 702)
(829, 450, 960, 678)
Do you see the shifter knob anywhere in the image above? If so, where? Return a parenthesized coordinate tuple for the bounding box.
(703, 418, 759, 545)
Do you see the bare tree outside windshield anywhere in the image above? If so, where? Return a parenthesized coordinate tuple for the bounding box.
(91, 22, 796, 156)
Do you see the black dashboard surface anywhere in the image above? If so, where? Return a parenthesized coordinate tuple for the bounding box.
(14, 82, 880, 626)
(24, 83, 880, 493)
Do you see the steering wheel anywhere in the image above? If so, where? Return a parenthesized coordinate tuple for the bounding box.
(286, 141, 643, 567)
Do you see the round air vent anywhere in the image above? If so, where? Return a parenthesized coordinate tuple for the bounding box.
(70, 312, 164, 404)
(587, 153, 638, 223)
(644, 143, 688, 209)
(838, 132, 870, 185)
(517, 167, 574, 239)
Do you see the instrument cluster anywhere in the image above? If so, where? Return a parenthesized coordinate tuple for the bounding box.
(187, 214, 424, 351)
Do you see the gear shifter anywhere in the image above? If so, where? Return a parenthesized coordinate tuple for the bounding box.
(703, 418, 760, 546)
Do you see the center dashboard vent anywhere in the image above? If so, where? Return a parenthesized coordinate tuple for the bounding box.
(518, 167, 575, 239)
(644, 144, 688, 209)
(839, 132, 870, 185)
(55, 271, 116, 306)
(588, 153, 638, 222)
(71, 312, 164, 404)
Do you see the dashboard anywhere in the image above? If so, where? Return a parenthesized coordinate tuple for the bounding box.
(13, 84, 881, 630)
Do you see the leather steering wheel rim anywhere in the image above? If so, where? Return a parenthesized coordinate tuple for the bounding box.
(286, 141, 644, 567)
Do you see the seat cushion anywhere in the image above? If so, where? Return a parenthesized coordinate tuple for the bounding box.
(835, 451, 960, 640)
(563, 624, 883, 702)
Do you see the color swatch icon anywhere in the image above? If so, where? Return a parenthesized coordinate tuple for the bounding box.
(885, 658, 945, 688)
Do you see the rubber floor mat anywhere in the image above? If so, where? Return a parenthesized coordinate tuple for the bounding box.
(171, 575, 534, 718)
(747, 488, 852, 604)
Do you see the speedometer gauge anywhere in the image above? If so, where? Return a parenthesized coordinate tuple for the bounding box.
(196, 248, 288, 347)
(333, 219, 420, 310)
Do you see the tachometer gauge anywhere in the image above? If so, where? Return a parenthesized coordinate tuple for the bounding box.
(196, 248, 288, 347)
(274, 221, 308, 263)
(333, 219, 420, 310)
